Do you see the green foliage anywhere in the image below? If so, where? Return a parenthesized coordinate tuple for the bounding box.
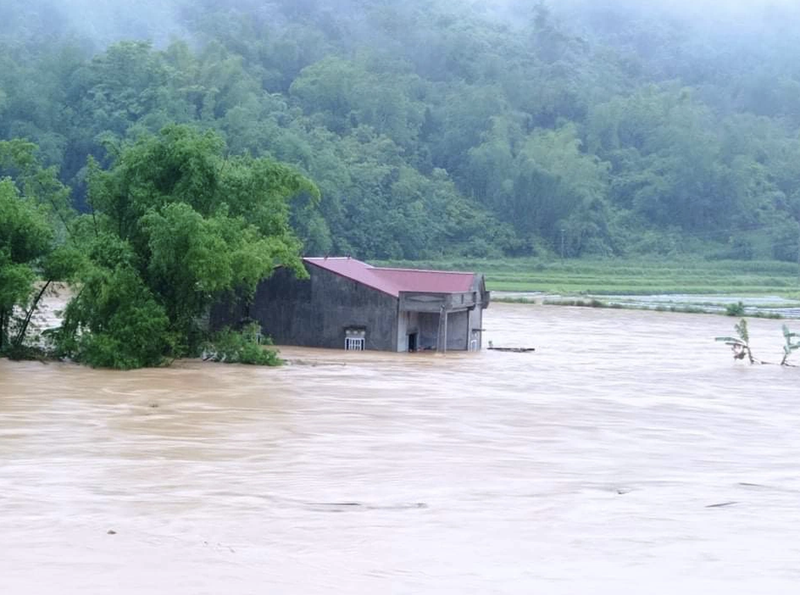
(56, 265, 173, 369)
(771, 223, 800, 263)
(470, 122, 612, 254)
(717, 320, 800, 366)
(4, 0, 800, 261)
(204, 322, 281, 366)
(708, 237, 756, 262)
(0, 140, 78, 355)
(716, 318, 755, 363)
(0, 179, 52, 273)
(725, 301, 746, 317)
(53, 125, 314, 368)
(782, 325, 800, 366)
(735, 319, 750, 346)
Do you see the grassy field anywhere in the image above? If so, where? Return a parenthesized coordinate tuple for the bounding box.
(377, 257, 800, 298)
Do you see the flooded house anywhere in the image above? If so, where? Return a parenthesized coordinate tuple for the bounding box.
(213, 257, 490, 352)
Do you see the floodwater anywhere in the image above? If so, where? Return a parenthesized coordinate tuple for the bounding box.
(1, 304, 799, 594)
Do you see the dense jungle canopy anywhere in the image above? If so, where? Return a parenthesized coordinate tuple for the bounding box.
(2, 0, 800, 261)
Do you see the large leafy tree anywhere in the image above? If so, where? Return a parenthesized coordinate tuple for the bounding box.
(55, 124, 319, 369)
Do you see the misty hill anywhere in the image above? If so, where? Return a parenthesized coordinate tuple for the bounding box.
(1, 0, 800, 261)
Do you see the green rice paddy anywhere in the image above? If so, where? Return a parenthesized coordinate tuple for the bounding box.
(378, 258, 800, 299)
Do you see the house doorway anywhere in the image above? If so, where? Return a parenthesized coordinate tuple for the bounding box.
(407, 332, 418, 352)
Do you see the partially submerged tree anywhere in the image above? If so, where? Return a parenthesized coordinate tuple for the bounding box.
(0, 140, 81, 358)
(716, 319, 800, 367)
(716, 318, 757, 364)
(0, 178, 52, 354)
(203, 322, 280, 366)
(781, 325, 800, 366)
(53, 233, 172, 369)
(54, 124, 319, 369)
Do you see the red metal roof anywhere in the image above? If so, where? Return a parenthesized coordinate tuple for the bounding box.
(304, 257, 476, 298)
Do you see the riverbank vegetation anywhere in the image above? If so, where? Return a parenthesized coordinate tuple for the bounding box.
(0, 140, 83, 358)
(2, 127, 312, 368)
(51, 125, 316, 369)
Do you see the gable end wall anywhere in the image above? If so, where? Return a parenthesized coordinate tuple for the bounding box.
(216, 265, 399, 351)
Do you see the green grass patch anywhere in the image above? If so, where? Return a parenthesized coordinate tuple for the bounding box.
(377, 257, 800, 297)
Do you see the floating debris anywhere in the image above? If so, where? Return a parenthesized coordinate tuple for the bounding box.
(488, 347, 536, 353)
(488, 341, 535, 353)
(308, 502, 428, 512)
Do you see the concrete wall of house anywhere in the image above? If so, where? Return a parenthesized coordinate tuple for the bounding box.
(469, 306, 484, 350)
(397, 311, 407, 352)
(213, 265, 399, 351)
(313, 267, 399, 351)
(446, 310, 470, 351)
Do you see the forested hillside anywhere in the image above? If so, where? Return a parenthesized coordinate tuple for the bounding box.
(2, 0, 800, 261)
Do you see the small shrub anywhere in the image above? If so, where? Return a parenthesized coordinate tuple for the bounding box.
(725, 301, 746, 317)
(205, 323, 281, 366)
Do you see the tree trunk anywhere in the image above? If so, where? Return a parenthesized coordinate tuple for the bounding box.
(13, 280, 51, 349)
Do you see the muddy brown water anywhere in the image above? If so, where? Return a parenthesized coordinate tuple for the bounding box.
(2, 304, 799, 594)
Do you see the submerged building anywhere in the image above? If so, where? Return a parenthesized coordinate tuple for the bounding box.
(213, 257, 490, 352)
